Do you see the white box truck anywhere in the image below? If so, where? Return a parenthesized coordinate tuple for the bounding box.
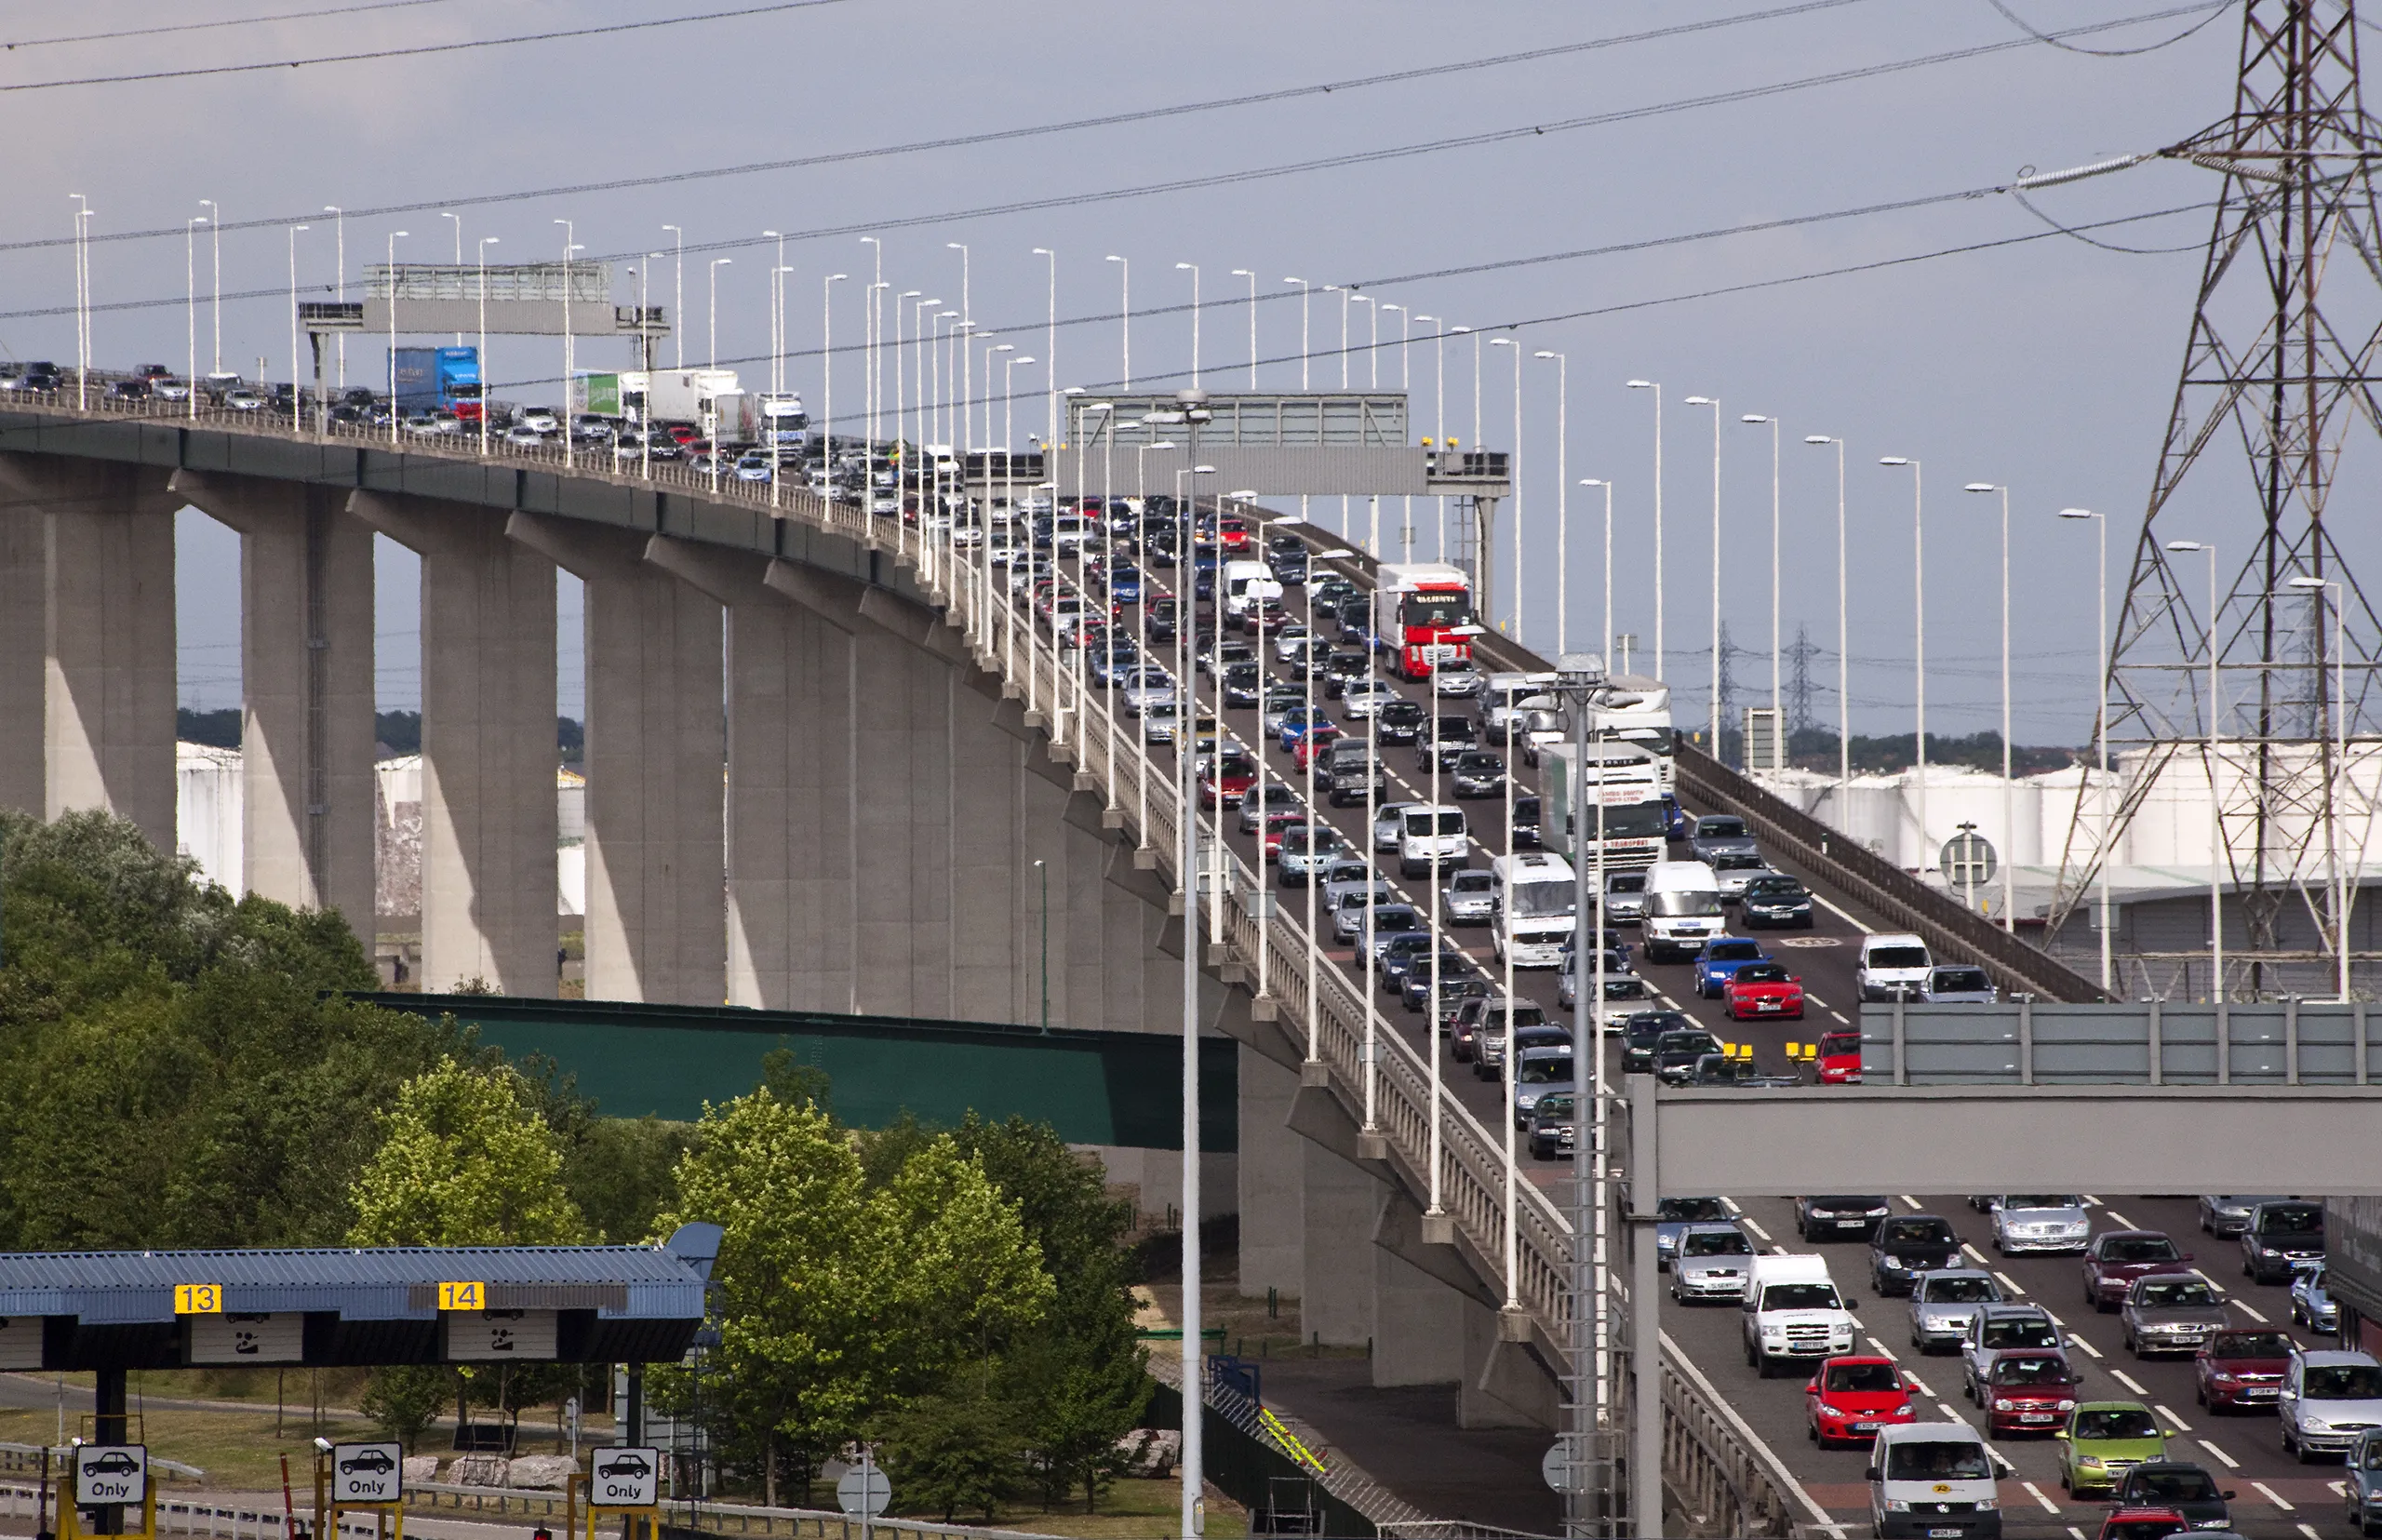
(1542, 741, 1669, 872)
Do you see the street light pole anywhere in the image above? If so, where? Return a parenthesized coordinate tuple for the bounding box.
(1627, 382, 1664, 678)
(185, 217, 205, 422)
(200, 198, 221, 376)
(824, 274, 848, 495)
(2292, 575, 2351, 999)
(287, 223, 309, 434)
(385, 230, 408, 446)
(2058, 508, 2115, 996)
(1105, 254, 1131, 388)
(1806, 437, 1850, 794)
(1882, 458, 1927, 869)
(1033, 248, 1057, 449)
(1683, 395, 1720, 752)
(1232, 268, 1257, 388)
(1176, 262, 1200, 387)
(1967, 484, 2016, 931)
(662, 224, 685, 368)
(1172, 458, 1218, 1540)
(1535, 351, 1568, 654)
(1742, 415, 1782, 748)
(558, 221, 582, 472)
(325, 206, 345, 389)
(1492, 338, 1522, 636)
(477, 236, 499, 456)
(2169, 540, 2224, 1002)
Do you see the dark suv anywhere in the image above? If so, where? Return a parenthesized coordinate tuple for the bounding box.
(2240, 1200, 2324, 1284)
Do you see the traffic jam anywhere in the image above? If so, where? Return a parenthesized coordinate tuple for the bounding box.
(1009, 492, 2363, 1540)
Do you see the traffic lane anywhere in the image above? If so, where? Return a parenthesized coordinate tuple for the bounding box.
(1672, 1191, 2334, 1528)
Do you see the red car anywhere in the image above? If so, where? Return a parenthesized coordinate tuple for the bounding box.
(1216, 515, 1253, 552)
(1258, 810, 1305, 862)
(2193, 1327, 2293, 1413)
(1802, 1356, 1916, 1448)
(2095, 1507, 2188, 1540)
(1975, 1349, 2080, 1436)
(1813, 1028, 1863, 1085)
(1198, 750, 1259, 809)
(1721, 962, 1804, 1021)
(2083, 1231, 2196, 1312)
(1290, 728, 1343, 771)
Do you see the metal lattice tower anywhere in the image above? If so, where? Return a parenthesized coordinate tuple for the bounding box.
(2055, 0, 2382, 993)
(1786, 622, 1819, 738)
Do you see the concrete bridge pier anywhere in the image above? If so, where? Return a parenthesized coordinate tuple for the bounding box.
(168, 472, 377, 933)
(0, 456, 179, 847)
(505, 515, 725, 1007)
(0, 476, 46, 817)
(350, 491, 557, 995)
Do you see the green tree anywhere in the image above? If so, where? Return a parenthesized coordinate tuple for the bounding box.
(872, 1373, 1026, 1523)
(348, 1059, 587, 1248)
(361, 1365, 453, 1452)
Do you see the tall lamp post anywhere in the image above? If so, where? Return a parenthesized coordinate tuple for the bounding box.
(1581, 480, 1613, 668)
(2059, 507, 2114, 997)
(1682, 395, 1720, 752)
(324, 206, 346, 388)
(1105, 254, 1131, 388)
(286, 222, 309, 434)
(1806, 436, 1850, 794)
(2290, 574, 2351, 1000)
(385, 230, 408, 446)
(1880, 457, 1927, 870)
(1742, 414, 1782, 753)
(2167, 539, 2224, 1002)
(1171, 458, 1216, 1540)
(476, 236, 500, 455)
(1491, 339, 1522, 636)
(558, 219, 582, 471)
(661, 224, 685, 368)
(1626, 381, 1663, 676)
(1534, 350, 1569, 653)
(185, 216, 205, 422)
(1231, 268, 1258, 388)
(1175, 262, 1200, 387)
(1965, 483, 2016, 931)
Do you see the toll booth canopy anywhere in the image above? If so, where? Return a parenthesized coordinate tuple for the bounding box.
(0, 1227, 719, 1371)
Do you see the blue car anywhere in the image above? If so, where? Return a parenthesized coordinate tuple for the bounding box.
(1661, 793, 1691, 841)
(1693, 936, 1772, 998)
(1278, 707, 1340, 754)
(1104, 563, 1144, 606)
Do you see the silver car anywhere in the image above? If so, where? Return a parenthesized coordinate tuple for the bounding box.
(1341, 679, 1399, 720)
(1327, 883, 1395, 944)
(1601, 869, 1650, 924)
(2282, 1350, 2382, 1459)
(2198, 1195, 2284, 1239)
(1512, 1045, 1575, 1129)
(2346, 1429, 2382, 1533)
(1990, 1195, 2092, 1254)
(1921, 964, 2000, 1005)
(2121, 1272, 2228, 1358)
(2295, 1265, 2342, 1333)
(1443, 868, 1495, 925)
(1373, 801, 1418, 853)
(1709, 850, 1770, 902)
(1430, 658, 1483, 697)
(1907, 1269, 2003, 1353)
(1669, 1222, 1758, 1304)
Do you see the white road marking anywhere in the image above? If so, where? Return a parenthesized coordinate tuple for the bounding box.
(2299, 1525, 2322, 1540)
(1899, 1196, 1922, 1210)
(2067, 1528, 2086, 1540)
(1741, 1216, 1773, 1242)
(2252, 1480, 2294, 1511)
(1659, 1327, 1845, 1536)
(1866, 1336, 1900, 1361)
(2022, 1481, 2060, 1514)
(1994, 1271, 2027, 1296)
(2083, 1196, 2103, 1207)
(2044, 1309, 2066, 1326)
(2156, 1403, 2191, 1432)
(2107, 1210, 2137, 1229)
(1829, 1009, 1850, 1024)
(2231, 1298, 2270, 1322)
(1961, 1242, 1992, 1266)
(2111, 1369, 2149, 1395)
(1806, 992, 1831, 1007)
(1906, 1373, 1935, 1399)
(2332, 1481, 2349, 1497)
(1935, 1400, 1963, 1421)
(1810, 891, 1873, 932)
(2068, 1334, 2103, 1359)
(2198, 1438, 2240, 1469)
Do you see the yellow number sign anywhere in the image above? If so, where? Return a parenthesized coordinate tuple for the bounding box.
(438, 1281, 487, 1311)
(174, 1283, 222, 1315)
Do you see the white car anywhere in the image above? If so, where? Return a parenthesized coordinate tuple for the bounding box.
(1855, 932, 1934, 1001)
(504, 423, 547, 448)
(515, 405, 560, 433)
(1989, 1195, 2091, 1254)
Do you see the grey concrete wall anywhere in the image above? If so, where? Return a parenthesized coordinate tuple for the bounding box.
(0, 456, 179, 848)
(1237, 1050, 1305, 1297)
(1302, 1142, 1380, 1348)
(0, 491, 45, 818)
(171, 473, 377, 933)
(507, 516, 725, 1008)
(351, 492, 557, 995)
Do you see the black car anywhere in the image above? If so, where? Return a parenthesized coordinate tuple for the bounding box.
(1795, 1195, 1893, 1242)
(1653, 1027, 1724, 1084)
(1739, 873, 1814, 929)
(1376, 699, 1425, 744)
(1321, 650, 1372, 700)
(1375, 931, 1439, 985)
(1622, 1010, 1694, 1075)
(1421, 716, 1479, 772)
(1401, 952, 1480, 1011)
(1869, 1212, 1963, 1295)
(1421, 969, 1492, 1023)
(2109, 1464, 2233, 1530)
(1451, 751, 1506, 798)
(1512, 795, 1543, 848)
(340, 1449, 397, 1475)
(1222, 661, 1264, 708)
(1144, 597, 1179, 646)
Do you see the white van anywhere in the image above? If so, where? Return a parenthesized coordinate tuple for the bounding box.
(1867, 1423, 2001, 1539)
(1856, 933, 1935, 1001)
(1641, 859, 1724, 962)
(1398, 805, 1467, 878)
(1741, 1253, 1858, 1377)
(1490, 850, 1577, 967)
(1221, 559, 1283, 619)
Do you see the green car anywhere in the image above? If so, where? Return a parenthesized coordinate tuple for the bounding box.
(2056, 1401, 2167, 1496)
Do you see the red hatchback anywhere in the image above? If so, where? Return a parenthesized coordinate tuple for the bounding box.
(1803, 1356, 1916, 1448)
(2095, 1507, 2188, 1540)
(2083, 1231, 2196, 1312)
(2193, 1327, 2294, 1413)
(1198, 750, 1259, 809)
(1976, 1349, 2080, 1436)
(1814, 1028, 1863, 1085)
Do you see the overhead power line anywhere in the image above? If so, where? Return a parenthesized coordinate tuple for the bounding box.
(0, 0, 851, 92)
(1981, 0, 2231, 55)
(2, 0, 475, 52)
(0, 0, 2214, 254)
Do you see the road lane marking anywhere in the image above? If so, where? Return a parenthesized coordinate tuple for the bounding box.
(1899, 1196, 1921, 1210)
(2198, 1438, 2239, 1468)
(2156, 1403, 2191, 1432)
(2299, 1526, 2322, 1540)
(1828, 1010, 1849, 1024)
(1994, 1271, 2027, 1296)
(2230, 1298, 2269, 1322)
(1741, 1216, 1773, 1242)
(1906, 1373, 1935, 1398)
(2331, 1481, 2349, 1497)
(2111, 1369, 2148, 1394)
(2106, 1210, 2137, 1228)
(1809, 891, 1873, 932)
(2022, 1481, 2060, 1514)
(2253, 1480, 2295, 1510)
(1806, 992, 1831, 1007)
(2068, 1334, 2103, 1359)
(2067, 1528, 2086, 1540)
(1659, 1327, 1845, 1536)
(1866, 1336, 1900, 1361)
(2083, 1196, 2102, 1206)
(1961, 1243, 1992, 1266)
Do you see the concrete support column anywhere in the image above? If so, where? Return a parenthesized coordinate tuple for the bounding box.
(0, 457, 178, 847)
(506, 515, 724, 1006)
(350, 492, 556, 995)
(1372, 1207, 1466, 1386)
(169, 472, 376, 931)
(1457, 1293, 1562, 1429)
(1237, 1049, 1305, 1298)
(1301, 1141, 1380, 1348)
(0, 494, 43, 817)
(646, 538, 853, 1013)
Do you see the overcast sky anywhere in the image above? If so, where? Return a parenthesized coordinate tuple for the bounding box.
(0, 0, 2295, 740)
